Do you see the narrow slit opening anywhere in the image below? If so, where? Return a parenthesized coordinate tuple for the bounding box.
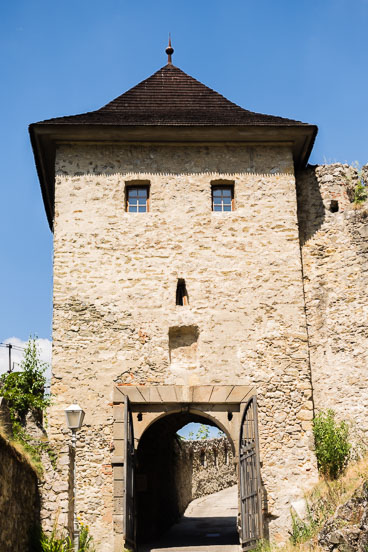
(176, 279, 189, 306)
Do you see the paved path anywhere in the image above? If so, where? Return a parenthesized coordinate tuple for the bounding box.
(139, 485, 240, 552)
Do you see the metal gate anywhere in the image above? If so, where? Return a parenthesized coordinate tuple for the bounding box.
(239, 395, 263, 550)
(124, 396, 136, 551)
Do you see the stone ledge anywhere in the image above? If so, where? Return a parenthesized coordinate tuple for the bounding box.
(111, 456, 124, 465)
(113, 384, 252, 404)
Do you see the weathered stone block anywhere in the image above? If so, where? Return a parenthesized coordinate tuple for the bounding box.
(113, 514, 124, 534)
(114, 480, 124, 498)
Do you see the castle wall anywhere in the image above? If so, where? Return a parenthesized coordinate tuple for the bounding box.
(47, 143, 317, 549)
(185, 437, 237, 499)
(0, 433, 40, 552)
(297, 164, 368, 445)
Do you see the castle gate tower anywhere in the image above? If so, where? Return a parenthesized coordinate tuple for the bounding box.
(30, 46, 318, 551)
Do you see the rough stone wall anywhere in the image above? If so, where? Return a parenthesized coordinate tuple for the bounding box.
(39, 422, 113, 542)
(47, 143, 317, 548)
(297, 164, 368, 445)
(0, 433, 40, 552)
(183, 438, 237, 499)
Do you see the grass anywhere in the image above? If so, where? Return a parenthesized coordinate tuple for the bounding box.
(256, 542, 324, 552)
(0, 420, 42, 475)
(257, 452, 368, 552)
(306, 450, 368, 514)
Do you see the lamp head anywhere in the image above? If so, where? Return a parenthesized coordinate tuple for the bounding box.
(65, 403, 85, 431)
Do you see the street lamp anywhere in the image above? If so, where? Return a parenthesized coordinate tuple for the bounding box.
(65, 403, 85, 552)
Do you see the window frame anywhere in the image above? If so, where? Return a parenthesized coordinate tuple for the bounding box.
(125, 183, 150, 213)
(211, 183, 235, 212)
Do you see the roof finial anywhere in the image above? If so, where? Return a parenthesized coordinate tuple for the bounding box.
(165, 34, 174, 65)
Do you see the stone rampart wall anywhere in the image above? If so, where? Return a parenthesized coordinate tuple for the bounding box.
(297, 163, 368, 445)
(182, 437, 237, 499)
(0, 432, 40, 552)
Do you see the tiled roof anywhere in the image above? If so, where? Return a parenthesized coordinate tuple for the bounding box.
(37, 64, 309, 127)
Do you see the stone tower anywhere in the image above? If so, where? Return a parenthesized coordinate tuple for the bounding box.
(30, 48, 319, 551)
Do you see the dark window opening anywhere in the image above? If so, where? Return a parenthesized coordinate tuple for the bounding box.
(176, 279, 189, 306)
(126, 184, 150, 213)
(200, 450, 206, 467)
(330, 200, 339, 213)
(224, 446, 229, 465)
(212, 184, 234, 212)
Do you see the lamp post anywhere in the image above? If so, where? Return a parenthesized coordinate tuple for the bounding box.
(65, 403, 85, 552)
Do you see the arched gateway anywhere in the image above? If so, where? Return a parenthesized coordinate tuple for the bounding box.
(112, 385, 263, 550)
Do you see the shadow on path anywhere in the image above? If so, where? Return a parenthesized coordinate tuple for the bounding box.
(139, 486, 239, 552)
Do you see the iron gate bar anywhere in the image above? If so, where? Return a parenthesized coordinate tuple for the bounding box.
(124, 396, 136, 551)
(239, 395, 263, 550)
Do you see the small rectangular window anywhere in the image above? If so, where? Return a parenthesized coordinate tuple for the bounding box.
(212, 185, 234, 212)
(126, 185, 150, 213)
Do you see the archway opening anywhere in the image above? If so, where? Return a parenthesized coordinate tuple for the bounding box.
(136, 411, 238, 548)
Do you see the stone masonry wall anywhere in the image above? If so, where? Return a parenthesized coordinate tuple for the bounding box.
(47, 143, 317, 548)
(297, 163, 368, 446)
(183, 437, 237, 499)
(0, 433, 40, 552)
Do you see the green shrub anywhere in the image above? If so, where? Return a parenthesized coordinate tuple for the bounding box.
(0, 337, 50, 422)
(313, 409, 351, 479)
(0, 337, 51, 470)
(354, 180, 367, 204)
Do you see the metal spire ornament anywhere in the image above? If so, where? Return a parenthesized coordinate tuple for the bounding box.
(165, 34, 174, 64)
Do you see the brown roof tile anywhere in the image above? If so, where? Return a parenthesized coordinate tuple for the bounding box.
(36, 64, 309, 127)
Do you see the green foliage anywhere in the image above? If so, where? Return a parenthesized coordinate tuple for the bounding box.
(33, 522, 95, 552)
(196, 424, 210, 439)
(0, 337, 51, 471)
(354, 180, 367, 204)
(313, 409, 351, 480)
(0, 337, 50, 421)
(11, 422, 53, 474)
(253, 538, 272, 552)
(40, 531, 72, 552)
(187, 423, 211, 440)
(289, 506, 316, 545)
(79, 523, 96, 552)
(351, 162, 367, 204)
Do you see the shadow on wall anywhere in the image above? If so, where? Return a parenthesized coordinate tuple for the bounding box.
(169, 326, 199, 368)
(136, 415, 194, 543)
(261, 481, 280, 542)
(296, 166, 325, 246)
(0, 434, 41, 552)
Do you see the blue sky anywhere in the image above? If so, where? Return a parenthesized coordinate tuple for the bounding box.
(1, 0, 367, 352)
